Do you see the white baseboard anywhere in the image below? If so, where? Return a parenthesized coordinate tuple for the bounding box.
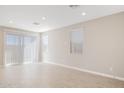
(44, 61, 124, 82)
(1, 61, 124, 81)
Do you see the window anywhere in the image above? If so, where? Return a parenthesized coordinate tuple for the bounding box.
(5, 33, 38, 65)
(24, 36, 37, 63)
(5, 34, 22, 64)
(6, 34, 20, 45)
(70, 30, 83, 54)
(42, 34, 48, 53)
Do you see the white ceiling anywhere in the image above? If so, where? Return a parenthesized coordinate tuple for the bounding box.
(0, 5, 124, 32)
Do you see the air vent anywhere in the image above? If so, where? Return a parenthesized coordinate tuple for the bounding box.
(33, 22, 40, 26)
(69, 5, 80, 9)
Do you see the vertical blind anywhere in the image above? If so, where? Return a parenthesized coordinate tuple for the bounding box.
(5, 33, 38, 65)
(42, 34, 48, 53)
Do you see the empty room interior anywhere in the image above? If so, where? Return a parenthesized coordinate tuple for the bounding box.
(0, 5, 124, 88)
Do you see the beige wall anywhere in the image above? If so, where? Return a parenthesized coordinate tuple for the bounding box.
(0, 29, 4, 65)
(41, 12, 124, 78)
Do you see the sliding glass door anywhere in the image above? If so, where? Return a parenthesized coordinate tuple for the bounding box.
(23, 36, 37, 63)
(5, 33, 38, 65)
(5, 34, 23, 65)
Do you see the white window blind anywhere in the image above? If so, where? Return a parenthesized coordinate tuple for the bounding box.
(24, 36, 37, 63)
(70, 30, 83, 54)
(5, 34, 22, 65)
(42, 34, 48, 53)
(5, 33, 38, 65)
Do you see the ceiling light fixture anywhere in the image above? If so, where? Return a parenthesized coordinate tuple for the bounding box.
(81, 12, 86, 16)
(42, 17, 46, 20)
(9, 20, 13, 24)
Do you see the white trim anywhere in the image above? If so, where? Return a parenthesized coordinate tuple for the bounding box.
(1, 61, 124, 81)
(44, 61, 124, 81)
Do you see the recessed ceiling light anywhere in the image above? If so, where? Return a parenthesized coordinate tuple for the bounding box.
(81, 12, 86, 16)
(42, 17, 46, 20)
(9, 20, 13, 24)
